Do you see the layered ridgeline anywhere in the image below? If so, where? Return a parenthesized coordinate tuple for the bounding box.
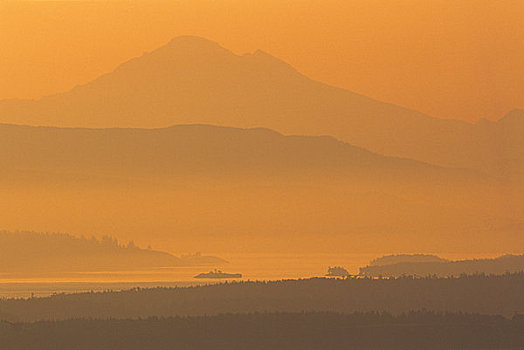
(0, 123, 521, 253)
(0, 274, 522, 322)
(0, 231, 225, 275)
(359, 254, 524, 278)
(0, 36, 522, 175)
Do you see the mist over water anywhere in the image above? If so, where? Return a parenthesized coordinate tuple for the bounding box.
(0, 252, 502, 298)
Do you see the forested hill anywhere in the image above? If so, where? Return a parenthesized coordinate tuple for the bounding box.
(0, 231, 225, 274)
(1, 274, 523, 322)
(359, 254, 524, 277)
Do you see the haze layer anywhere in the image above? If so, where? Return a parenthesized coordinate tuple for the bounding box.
(1, 123, 521, 254)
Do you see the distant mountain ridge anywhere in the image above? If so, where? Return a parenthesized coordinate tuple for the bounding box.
(0, 36, 522, 175)
(0, 122, 481, 184)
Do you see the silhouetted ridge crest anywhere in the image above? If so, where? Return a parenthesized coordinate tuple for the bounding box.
(166, 35, 227, 50)
(158, 35, 236, 62)
(243, 49, 300, 74)
(498, 108, 524, 126)
(1, 121, 480, 185)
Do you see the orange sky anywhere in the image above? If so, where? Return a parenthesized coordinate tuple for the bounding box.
(1, 0, 523, 122)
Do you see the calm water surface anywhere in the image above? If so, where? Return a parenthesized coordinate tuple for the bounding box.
(0, 252, 499, 298)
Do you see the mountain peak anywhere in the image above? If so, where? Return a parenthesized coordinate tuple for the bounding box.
(151, 35, 235, 60)
(165, 35, 226, 51)
(158, 37, 297, 73)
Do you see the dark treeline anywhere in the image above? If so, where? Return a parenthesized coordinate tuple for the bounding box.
(0, 311, 523, 350)
(1, 274, 523, 322)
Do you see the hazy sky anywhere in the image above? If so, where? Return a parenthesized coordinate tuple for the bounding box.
(1, 0, 523, 122)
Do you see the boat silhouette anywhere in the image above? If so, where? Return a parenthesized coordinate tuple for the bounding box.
(194, 269, 242, 279)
